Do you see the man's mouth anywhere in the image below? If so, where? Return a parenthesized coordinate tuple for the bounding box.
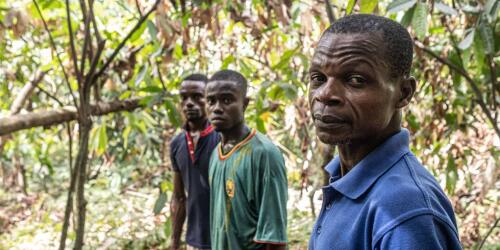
(210, 116, 225, 122)
(313, 114, 348, 129)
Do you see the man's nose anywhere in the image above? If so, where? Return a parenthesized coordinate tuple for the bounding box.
(212, 101, 223, 114)
(314, 77, 344, 106)
(186, 98, 195, 108)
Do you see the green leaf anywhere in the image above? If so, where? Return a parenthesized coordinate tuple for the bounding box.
(411, 2, 428, 40)
(484, 0, 500, 22)
(163, 217, 172, 237)
(360, 0, 378, 13)
(160, 180, 173, 193)
(140, 86, 163, 93)
(478, 24, 495, 55)
(135, 64, 149, 86)
(400, 6, 415, 27)
(153, 192, 167, 215)
(458, 29, 475, 50)
(346, 0, 357, 15)
(146, 20, 158, 41)
(123, 126, 131, 148)
(473, 31, 486, 70)
(434, 2, 458, 16)
(164, 99, 182, 127)
(386, 0, 416, 14)
(272, 48, 299, 70)
(97, 125, 108, 156)
(221, 55, 235, 69)
(130, 21, 147, 43)
(446, 155, 458, 194)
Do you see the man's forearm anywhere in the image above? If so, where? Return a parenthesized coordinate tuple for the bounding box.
(170, 198, 186, 247)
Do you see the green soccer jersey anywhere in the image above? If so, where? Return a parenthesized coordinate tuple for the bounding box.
(209, 129, 288, 250)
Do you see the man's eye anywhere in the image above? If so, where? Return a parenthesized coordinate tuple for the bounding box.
(223, 98, 231, 104)
(310, 73, 326, 84)
(207, 98, 215, 105)
(346, 75, 366, 86)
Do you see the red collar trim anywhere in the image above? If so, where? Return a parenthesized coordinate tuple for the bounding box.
(200, 124, 214, 137)
(185, 124, 215, 162)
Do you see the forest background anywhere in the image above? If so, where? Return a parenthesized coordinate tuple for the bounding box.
(0, 0, 498, 249)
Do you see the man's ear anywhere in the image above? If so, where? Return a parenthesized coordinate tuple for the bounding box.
(243, 97, 250, 111)
(396, 76, 416, 109)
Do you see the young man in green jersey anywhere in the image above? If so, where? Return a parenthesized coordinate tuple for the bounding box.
(205, 70, 288, 250)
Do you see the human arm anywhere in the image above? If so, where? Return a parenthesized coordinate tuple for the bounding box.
(375, 214, 462, 250)
(170, 171, 186, 250)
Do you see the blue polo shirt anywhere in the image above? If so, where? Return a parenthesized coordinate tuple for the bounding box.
(309, 129, 462, 250)
(170, 122, 220, 249)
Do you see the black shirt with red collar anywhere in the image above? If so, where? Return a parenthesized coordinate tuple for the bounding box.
(170, 121, 220, 249)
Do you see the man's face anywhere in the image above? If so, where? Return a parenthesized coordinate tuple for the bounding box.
(308, 32, 401, 145)
(205, 80, 247, 132)
(180, 80, 207, 122)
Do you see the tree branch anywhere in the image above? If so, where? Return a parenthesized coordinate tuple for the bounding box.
(0, 96, 154, 136)
(324, 0, 335, 24)
(66, 0, 81, 84)
(414, 41, 500, 139)
(94, 0, 161, 81)
(478, 217, 499, 250)
(33, 0, 79, 109)
(37, 85, 65, 107)
(10, 71, 48, 115)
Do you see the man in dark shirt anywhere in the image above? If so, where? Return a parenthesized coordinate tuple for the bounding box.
(308, 14, 462, 249)
(170, 73, 219, 250)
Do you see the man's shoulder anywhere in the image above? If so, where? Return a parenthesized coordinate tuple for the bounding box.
(250, 132, 282, 155)
(372, 153, 444, 206)
(369, 153, 457, 236)
(170, 132, 186, 148)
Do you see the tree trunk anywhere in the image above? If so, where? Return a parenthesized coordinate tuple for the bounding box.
(59, 125, 78, 250)
(73, 111, 92, 250)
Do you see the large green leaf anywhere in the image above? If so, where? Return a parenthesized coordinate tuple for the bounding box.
(478, 23, 495, 55)
(346, 0, 357, 15)
(400, 6, 415, 27)
(434, 2, 458, 16)
(411, 2, 428, 40)
(97, 125, 108, 156)
(458, 29, 475, 50)
(164, 98, 182, 128)
(386, 0, 416, 14)
(153, 192, 167, 215)
(359, 0, 378, 14)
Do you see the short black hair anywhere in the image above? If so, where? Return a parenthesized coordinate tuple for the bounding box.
(209, 70, 248, 96)
(183, 73, 208, 83)
(323, 14, 413, 78)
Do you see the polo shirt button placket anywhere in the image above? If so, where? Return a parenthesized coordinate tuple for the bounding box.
(316, 225, 322, 235)
(326, 202, 332, 210)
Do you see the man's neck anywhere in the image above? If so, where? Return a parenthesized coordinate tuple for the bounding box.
(187, 118, 206, 133)
(220, 123, 250, 152)
(338, 127, 401, 175)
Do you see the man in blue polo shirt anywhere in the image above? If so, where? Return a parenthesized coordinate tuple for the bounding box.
(308, 14, 462, 249)
(170, 74, 219, 250)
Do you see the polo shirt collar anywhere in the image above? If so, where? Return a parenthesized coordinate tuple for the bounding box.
(325, 129, 411, 200)
(183, 120, 214, 137)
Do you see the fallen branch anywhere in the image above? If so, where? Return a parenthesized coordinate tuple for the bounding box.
(0, 96, 152, 136)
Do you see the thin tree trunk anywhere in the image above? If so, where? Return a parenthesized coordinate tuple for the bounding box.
(73, 111, 92, 250)
(59, 124, 78, 250)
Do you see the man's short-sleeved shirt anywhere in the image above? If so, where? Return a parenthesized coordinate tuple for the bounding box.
(170, 122, 220, 249)
(309, 129, 462, 250)
(209, 129, 288, 250)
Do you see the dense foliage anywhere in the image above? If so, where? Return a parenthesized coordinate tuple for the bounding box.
(0, 0, 498, 249)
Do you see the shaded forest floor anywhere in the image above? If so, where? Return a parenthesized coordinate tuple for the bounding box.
(0, 164, 318, 249)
